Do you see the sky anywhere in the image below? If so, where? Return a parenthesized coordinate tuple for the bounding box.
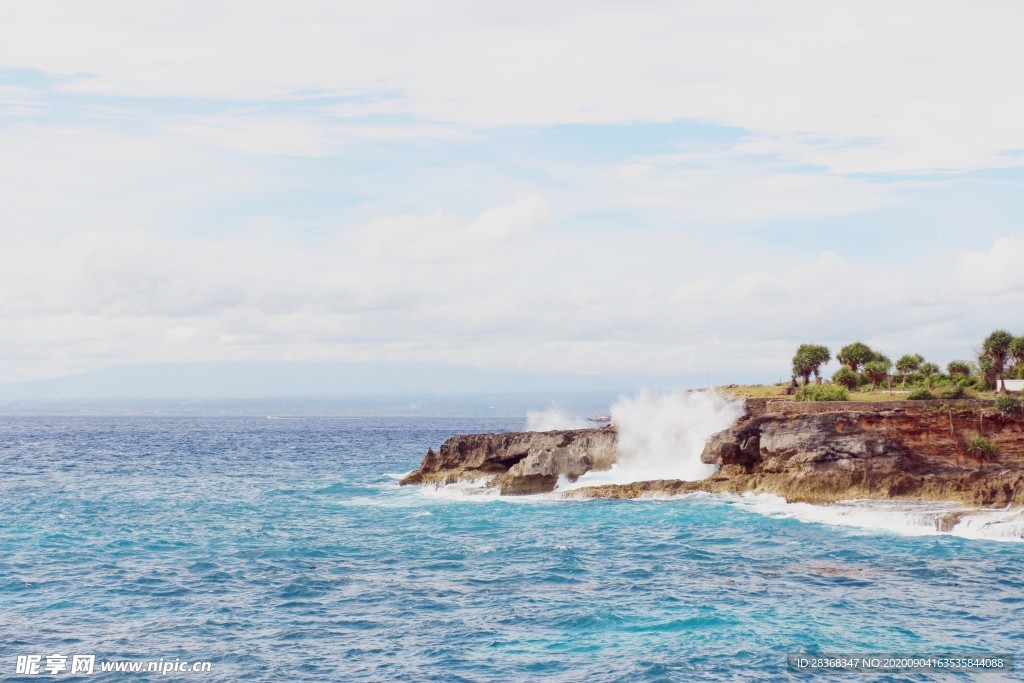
(1, 1, 1023, 395)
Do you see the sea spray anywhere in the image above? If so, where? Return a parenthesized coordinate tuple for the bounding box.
(525, 407, 589, 432)
(734, 494, 1024, 542)
(560, 389, 745, 489)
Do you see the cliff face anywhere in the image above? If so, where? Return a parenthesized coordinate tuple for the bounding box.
(401, 399, 1024, 507)
(399, 427, 616, 495)
(574, 399, 1024, 506)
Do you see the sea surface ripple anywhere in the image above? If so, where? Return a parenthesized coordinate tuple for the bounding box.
(1, 416, 1022, 681)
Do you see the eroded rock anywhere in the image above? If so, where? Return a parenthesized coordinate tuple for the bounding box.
(400, 426, 616, 495)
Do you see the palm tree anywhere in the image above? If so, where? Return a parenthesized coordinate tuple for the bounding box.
(895, 354, 923, 388)
(918, 362, 939, 389)
(863, 360, 891, 390)
(982, 330, 1014, 393)
(837, 342, 873, 372)
(977, 356, 997, 391)
(792, 344, 831, 386)
(947, 360, 973, 379)
(1009, 337, 1024, 380)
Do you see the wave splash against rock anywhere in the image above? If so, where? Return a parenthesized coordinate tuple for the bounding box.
(402, 394, 1024, 509)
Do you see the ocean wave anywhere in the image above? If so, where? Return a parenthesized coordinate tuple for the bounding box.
(731, 493, 1024, 542)
(415, 476, 1024, 542)
(550, 390, 743, 492)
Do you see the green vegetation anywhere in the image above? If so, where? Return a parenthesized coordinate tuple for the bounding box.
(995, 395, 1023, 416)
(795, 384, 848, 401)
(831, 366, 860, 390)
(942, 384, 967, 400)
(982, 330, 1014, 393)
(895, 354, 923, 388)
(792, 344, 831, 386)
(947, 360, 973, 379)
(863, 359, 891, 390)
(1011, 336, 1024, 380)
(967, 436, 997, 460)
(918, 362, 939, 388)
(978, 356, 996, 390)
(780, 330, 1023, 403)
(837, 342, 874, 372)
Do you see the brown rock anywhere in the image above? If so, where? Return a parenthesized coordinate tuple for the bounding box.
(572, 399, 1024, 506)
(403, 398, 1024, 508)
(400, 426, 616, 495)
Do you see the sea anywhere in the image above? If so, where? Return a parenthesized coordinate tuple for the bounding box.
(2, 406, 1023, 681)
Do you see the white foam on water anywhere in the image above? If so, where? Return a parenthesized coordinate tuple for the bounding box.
(402, 388, 1024, 543)
(732, 493, 1024, 542)
(525, 407, 589, 432)
(416, 477, 501, 501)
(415, 478, 547, 504)
(558, 389, 744, 490)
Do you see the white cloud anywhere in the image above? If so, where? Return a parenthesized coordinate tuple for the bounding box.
(611, 150, 890, 221)
(956, 237, 1024, 296)
(0, 186, 1016, 384)
(0, 3, 1022, 386)
(166, 116, 339, 157)
(5, 1, 1024, 172)
(358, 194, 549, 262)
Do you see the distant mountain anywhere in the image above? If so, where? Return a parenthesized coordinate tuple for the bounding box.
(0, 362, 706, 400)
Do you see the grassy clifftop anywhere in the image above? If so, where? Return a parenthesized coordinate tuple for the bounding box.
(717, 383, 997, 402)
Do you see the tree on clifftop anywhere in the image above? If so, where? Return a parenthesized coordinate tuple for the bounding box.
(1010, 336, 1024, 379)
(982, 329, 1014, 393)
(978, 356, 997, 391)
(837, 342, 873, 372)
(895, 353, 923, 388)
(832, 366, 860, 390)
(947, 360, 973, 379)
(863, 358, 891, 390)
(792, 344, 831, 386)
(918, 362, 939, 388)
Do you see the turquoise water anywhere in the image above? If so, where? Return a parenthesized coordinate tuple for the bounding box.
(2, 416, 1022, 681)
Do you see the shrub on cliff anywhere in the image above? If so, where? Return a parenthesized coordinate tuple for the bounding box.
(907, 388, 934, 400)
(995, 396, 1023, 416)
(795, 384, 848, 402)
(967, 436, 997, 461)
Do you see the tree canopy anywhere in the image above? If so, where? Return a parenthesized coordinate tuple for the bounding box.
(792, 344, 831, 386)
(947, 360, 973, 378)
(982, 329, 1015, 393)
(837, 342, 873, 372)
(863, 360, 890, 389)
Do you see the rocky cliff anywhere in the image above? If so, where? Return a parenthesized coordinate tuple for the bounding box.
(399, 426, 616, 495)
(572, 399, 1024, 506)
(401, 399, 1024, 506)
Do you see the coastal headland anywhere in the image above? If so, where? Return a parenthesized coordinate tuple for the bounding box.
(401, 397, 1024, 507)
